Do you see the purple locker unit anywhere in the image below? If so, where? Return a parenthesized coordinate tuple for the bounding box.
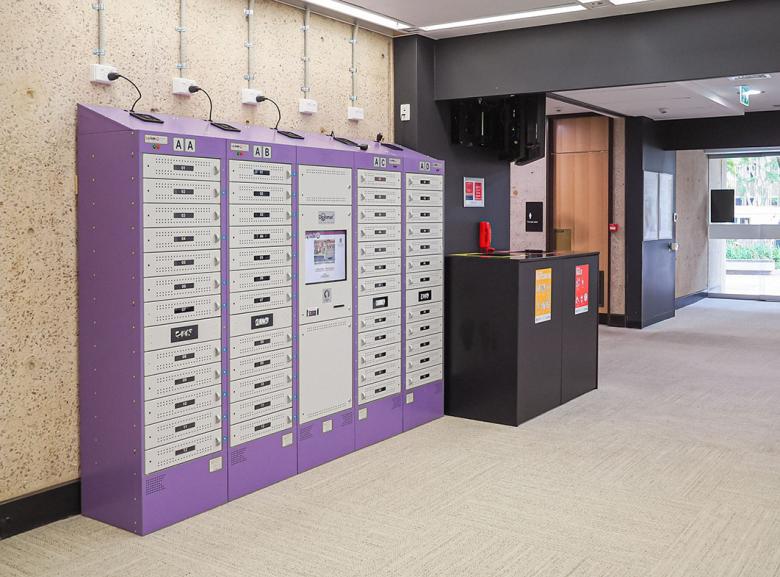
(295, 138, 357, 473)
(401, 151, 446, 431)
(222, 128, 298, 500)
(78, 105, 229, 534)
(353, 146, 405, 449)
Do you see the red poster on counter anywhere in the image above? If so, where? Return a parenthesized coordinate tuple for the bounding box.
(575, 264, 589, 315)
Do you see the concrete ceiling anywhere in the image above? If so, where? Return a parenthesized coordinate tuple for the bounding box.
(554, 73, 780, 120)
(343, 0, 731, 38)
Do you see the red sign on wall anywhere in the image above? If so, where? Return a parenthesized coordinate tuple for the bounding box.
(575, 264, 589, 315)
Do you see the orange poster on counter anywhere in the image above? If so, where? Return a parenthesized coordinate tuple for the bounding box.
(575, 264, 589, 315)
(534, 268, 552, 324)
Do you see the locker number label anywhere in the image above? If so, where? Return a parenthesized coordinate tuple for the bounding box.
(173, 137, 196, 152)
(419, 161, 431, 171)
(253, 145, 272, 159)
(372, 157, 387, 168)
(171, 324, 199, 343)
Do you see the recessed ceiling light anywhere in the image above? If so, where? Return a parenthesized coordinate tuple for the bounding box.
(420, 4, 586, 32)
(304, 0, 411, 30)
(610, 0, 653, 5)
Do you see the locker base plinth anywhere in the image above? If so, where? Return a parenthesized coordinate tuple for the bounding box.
(297, 409, 355, 472)
(355, 393, 404, 450)
(227, 429, 297, 501)
(403, 380, 444, 431)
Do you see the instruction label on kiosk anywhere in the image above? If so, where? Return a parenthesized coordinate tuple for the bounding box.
(575, 264, 589, 315)
(534, 268, 552, 324)
(463, 177, 485, 208)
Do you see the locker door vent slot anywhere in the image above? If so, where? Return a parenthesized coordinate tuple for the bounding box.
(145, 475, 166, 495)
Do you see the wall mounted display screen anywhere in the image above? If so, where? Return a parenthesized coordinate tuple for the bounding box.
(304, 230, 347, 285)
(711, 189, 735, 223)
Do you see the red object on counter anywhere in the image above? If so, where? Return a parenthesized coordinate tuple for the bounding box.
(479, 221, 495, 253)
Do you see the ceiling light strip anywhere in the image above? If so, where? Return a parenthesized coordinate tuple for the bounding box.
(420, 4, 586, 32)
(303, 0, 411, 30)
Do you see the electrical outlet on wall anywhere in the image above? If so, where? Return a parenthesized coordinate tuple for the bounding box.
(299, 98, 318, 115)
(347, 106, 364, 121)
(90, 63, 117, 85)
(172, 77, 196, 96)
(241, 88, 263, 105)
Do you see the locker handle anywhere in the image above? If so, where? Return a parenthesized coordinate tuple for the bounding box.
(254, 338, 271, 347)
(174, 259, 194, 266)
(174, 375, 195, 386)
(174, 422, 196, 433)
(175, 444, 196, 456)
(253, 190, 271, 197)
(254, 254, 271, 261)
(253, 275, 270, 282)
(174, 282, 194, 291)
(174, 399, 196, 409)
(174, 306, 195, 314)
(254, 379, 271, 389)
(254, 359, 271, 368)
(254, 401, 271, 410)
(254, 296, 271, 304)
(254, 422, 271, 431)
(173, 212, 194, 219)
(212, 211, 220, 221)
(174, 352, 195, 362)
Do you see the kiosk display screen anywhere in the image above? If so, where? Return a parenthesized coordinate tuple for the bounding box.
(305, 230, 347, 284)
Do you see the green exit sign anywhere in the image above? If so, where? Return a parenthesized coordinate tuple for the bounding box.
(739, 85, 751, 107)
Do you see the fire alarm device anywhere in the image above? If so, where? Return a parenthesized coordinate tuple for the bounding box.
(609, 223, 620, 233)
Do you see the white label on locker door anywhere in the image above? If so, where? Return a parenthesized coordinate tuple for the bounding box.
(230, 327, 293, 359)
(230, 409, 293, 447)
(406, 392, 414, 404)
(230, 159, 290, 183)
(145, 362, 221, 401)
(406, 285, 443, 307)
(358, 275, 402, 296)
(144, 227, 221, 253)
(358, 240, 402, 260)
(144, 250, 221, 278)
(358, 325, 401, 352)
(358, 258, 402, 279)
(406, 333, 443, 355)
(145, 432, 222, 475)
(142, 154, 219, 181)
(358, 308, 401, 333)
(406, 270, 443, 291)
(358, 291, 402, 315)
(407, 222, 444, 240)
(358, 207, 402, 224)
(358, 407, 368, 420)
(358, 359, 401, 387)
(144, 317, 221, 352)
(144, 340, 221, 376)
(172, 137, 196, 153)
(231, 307, 292, 334)
(231, 389, 293, 424)
(230, 368, 292, 403)
(358, 224, 402, 242)
(322, 419, 333, 433)
(229, 246, 292, 271)
(230, 347, 292, 380)
(229, 182, 292, 205)
(145, 407, 221, 450)
(230, 266, 292, 292)
(230, 287, 292, 315)
(143, 204, 220, 228)
(358, 342, 401, 369)
(406, 255, 443, 273)
(144, 385, 221, 425)
(358, 188, 401, 206)
(230, 205, 292, 227)
(281, 432, 294, 447)
(406, 365, 443, 390)
(407, 207, 443, 223)
(230, 226, 292, 249)
(144, 295, 221, 327)
(145, 134, 169, 145)
(407, 301, 443, 323)
(143, 179, 221, 204)
(406, 238, 443, 256)
(144, 273, 221, 302)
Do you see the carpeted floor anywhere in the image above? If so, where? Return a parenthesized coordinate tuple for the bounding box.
(1, 298, 778, 577)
